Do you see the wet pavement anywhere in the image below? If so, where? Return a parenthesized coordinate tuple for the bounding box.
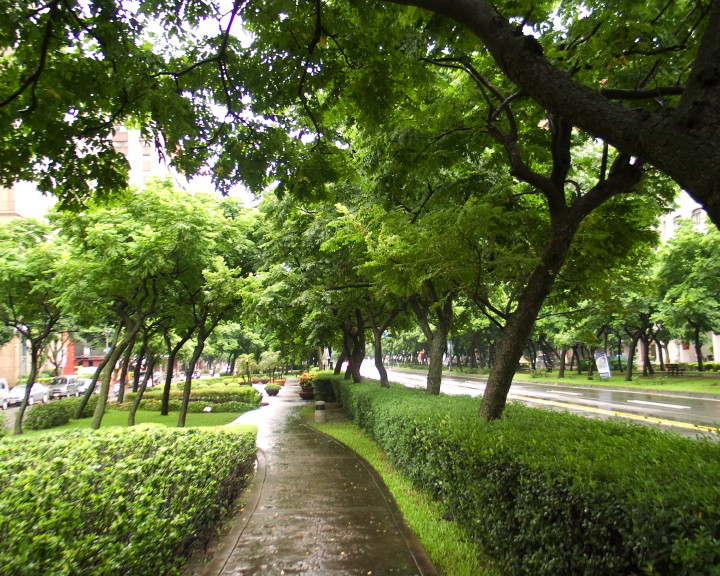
(201, 379, 437, 576)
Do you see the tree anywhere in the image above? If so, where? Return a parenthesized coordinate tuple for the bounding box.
(4, 1, 719, 228)
(656, 221, 720, 370)
(0, 219, 66, 434)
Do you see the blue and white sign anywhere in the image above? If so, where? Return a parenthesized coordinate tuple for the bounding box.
(594, 351, 612, 379)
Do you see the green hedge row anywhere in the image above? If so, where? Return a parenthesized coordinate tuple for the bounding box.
(128, 387, 261, 406)
(338, 381, 720, 575)
(0, 425, 256, 576)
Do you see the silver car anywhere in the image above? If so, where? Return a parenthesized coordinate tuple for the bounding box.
(48, 376, 81, 399)
(8, 383, 49, 406)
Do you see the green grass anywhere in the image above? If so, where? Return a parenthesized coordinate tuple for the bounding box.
(302, 405, 496, 576)
(10, 409, 247, 439)
(513, 371, 720, 394)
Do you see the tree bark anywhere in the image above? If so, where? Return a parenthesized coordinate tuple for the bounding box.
(13, 340, 43, 436)
(625, 334, 641, 381)
(91, 319, 142, 429)
(161, 329, 194, 416)
(411, 287, 454, 396)
(128, 355, 156, 426)
(692, 324, 705, 371)
(388, 0, 720, 229)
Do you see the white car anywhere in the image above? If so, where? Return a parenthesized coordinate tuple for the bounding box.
(0, 378, 9, 410)
(7, 383, 49, 406)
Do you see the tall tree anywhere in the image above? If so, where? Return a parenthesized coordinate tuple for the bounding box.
(0, 219, 65, 434)
(656, 221, 720, 370)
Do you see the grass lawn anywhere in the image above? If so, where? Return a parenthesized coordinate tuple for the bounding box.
(512, 371, 720, 394)
(12, 409, 251, 439)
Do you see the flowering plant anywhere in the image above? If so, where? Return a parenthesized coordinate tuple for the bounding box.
(298, 370, 315, 390)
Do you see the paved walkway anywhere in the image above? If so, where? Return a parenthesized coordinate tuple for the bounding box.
(201, 380, 437, 576)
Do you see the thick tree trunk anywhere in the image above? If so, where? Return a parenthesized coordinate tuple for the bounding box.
(411, 287, 454, 396)
(479, 220, 577, 420)
(557, 348, 567, 378)
(334, 350, 346, 375)
(425, 328, 448, 395)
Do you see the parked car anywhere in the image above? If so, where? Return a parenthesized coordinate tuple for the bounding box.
(48, 376, 81, 399)
(0, 378, 9, 410)
(8, 383, 49, 406)
(77, 378, 92, 394)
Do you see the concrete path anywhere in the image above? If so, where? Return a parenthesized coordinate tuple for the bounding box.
(201, 380, 437, 576)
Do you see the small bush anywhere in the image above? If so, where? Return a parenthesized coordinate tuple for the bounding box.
(24, 401, 73, 430)
(312, 371, 342, 402)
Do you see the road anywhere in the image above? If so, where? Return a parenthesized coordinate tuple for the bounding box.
(360, 361, 720, 438)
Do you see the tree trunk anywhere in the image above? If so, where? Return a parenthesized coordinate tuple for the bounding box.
(161, 329, 194, 416)
(479, 219, 577, 420)
(410, 287, 454, 396)
(74, 332, 119, 420)
(625, 334, 641, 381)
(557, 347, 567, 378)
(91, 321, 141, 429)
(178, 341, 205, 427)
(13, 340, 43, 436)
(116, 337, 135, 403)
(693, 324, 704, 371)
(128, 355, 156, 426)
(334, 350, 346, 375)
(373, 336, 389, 388)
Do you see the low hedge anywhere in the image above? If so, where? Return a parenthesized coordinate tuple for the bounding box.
(311, 371, 343, 402)
(338, 380, 720, 575)
(0, 425, 256, 576)
(24, 396, 100, 430)
(127, 387, 261, 406)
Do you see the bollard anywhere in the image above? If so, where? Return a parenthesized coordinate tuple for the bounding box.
(314, 400, 327, 423)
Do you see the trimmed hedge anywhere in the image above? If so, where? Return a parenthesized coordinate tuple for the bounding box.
(0, 425, 256, 576)
(127, 387, 261, 406)
(311, 371, 343, 402)
(338, 380, 720, 575)
(24, 396, 101, 430)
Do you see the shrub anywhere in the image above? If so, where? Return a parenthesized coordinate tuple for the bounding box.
(23, 401, 74, 430)
(311, 371, 342, 402)
(0, 425, 257, 576)
(338, 380, 720, 575)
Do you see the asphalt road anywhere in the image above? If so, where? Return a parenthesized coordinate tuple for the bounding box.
(360, 361, 720, 438)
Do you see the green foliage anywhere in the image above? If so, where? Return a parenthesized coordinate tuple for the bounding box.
(24, 396, 101, 430)
(23, 402, 73, 430)
(311, 371, 342, 402)
(0, 426, 257, 575)
(338, 380, 720, 575)
(130, 387, 261, 406)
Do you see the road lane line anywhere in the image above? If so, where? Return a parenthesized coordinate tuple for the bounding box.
(550, 390, 583, 396)
(510, 394, 718, 434)
(627, 400, 691, 410)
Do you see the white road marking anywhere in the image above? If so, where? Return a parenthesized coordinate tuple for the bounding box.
(627, 400, 691, 410)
